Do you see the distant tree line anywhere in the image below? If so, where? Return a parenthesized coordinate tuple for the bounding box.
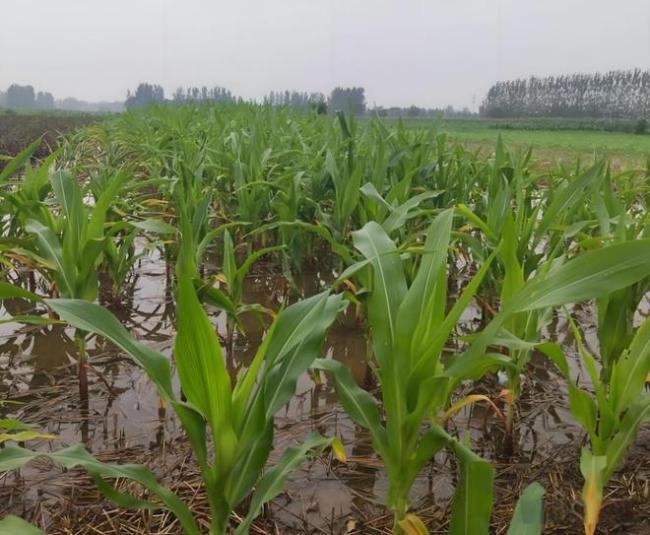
(172, 86, 236, 104)
(126, 83, 368, 115)
(0, 80, 472, 119)
(125, 83, 165, 109)
(262, 87, 366, 115)
(369, 104, 475, 119)
(481, 69, 650, 119)
(0, 84, 123, 112)
(126, 84, 239, 109)
(263, 90, 327, 113)
(0, 84, 55, 110)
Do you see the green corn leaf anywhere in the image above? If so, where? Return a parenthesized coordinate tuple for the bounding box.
(0, 282, 43, 302)
(194, 278, 238, 318)
(232, 318, 278, 429)
(0, 515, 45, 535)
(456, 203, 494, 240)
(500, 211, 525, 306)
(0, 138, 42, 183)
(223, 229, 238, 288)
(314, 358, 389, 457)
(233, 433, 334, 535)
(399, 425, 449, 495)
(263, 292, 343, 419)
(46, 298, 174, 399)
(609, 317, 650, 418)
(448, 441, 494, 535)
(395, 209, 453, 367)
(0, 445, 200, 535)
(604, 397, 650, 482)
(419, 249, 497, 383)
(0, 418, 32, 431)
(26, 219, 74, 297)
(130, 218, 178, 235)
(249, 220, 353, 264)
(0, 314, 54, 325)
(235, 245, 285, 283)
(86, 169, 131, 242)
(536, 162, 605, 244)
(449, 239, 650, 380)
(0, 430, 56, 443)
(360, 181, 393, 211)
(51, 171, 83, 247)
(515, 239, 650, 312)
(175, 271, 237, 476)
(506, 482, 545, 535)
(224, 408, 273, 508)
(382, 190, 444, 235)
(196, 221, 248, 265)
(352, 221, 407, 367)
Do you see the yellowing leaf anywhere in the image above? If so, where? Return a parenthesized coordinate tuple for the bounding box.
(0, 431, 56, 444)
(398, 514, 429, 535)
(330, 437, 347, 462)
(583, 476, 602, 535)
(441, 394, 505, 424)
(580, 450, 606, 535)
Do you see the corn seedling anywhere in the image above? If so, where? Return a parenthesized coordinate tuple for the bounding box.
(0, 221, 346, 535)
(318, 209, 500, 532)
(539, 315, 650, 535)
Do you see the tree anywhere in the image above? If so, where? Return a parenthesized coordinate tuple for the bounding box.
(172, 87, 185, 102)
(35, 91, 55, 110)
(481, 69, 650, 119)
(407, 105, 422, 117)
(125, 83, 165, 109)
(6, 84, 36, 109)
(329, 87, 366, 115)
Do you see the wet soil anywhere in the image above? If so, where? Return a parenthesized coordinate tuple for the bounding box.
(1, 247, 649, 534)
(0, 114, 96, 168)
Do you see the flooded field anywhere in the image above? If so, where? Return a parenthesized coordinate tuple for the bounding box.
(2, 245, 649, 534)
(2, 105, 650, 535)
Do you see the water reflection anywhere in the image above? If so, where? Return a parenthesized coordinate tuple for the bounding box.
(0, 247, 627, 531)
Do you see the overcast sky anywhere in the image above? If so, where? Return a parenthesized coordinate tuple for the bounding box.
(2, 0, 650, 109)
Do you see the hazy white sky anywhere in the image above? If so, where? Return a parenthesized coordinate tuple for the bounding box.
(2, 0, 650, 108)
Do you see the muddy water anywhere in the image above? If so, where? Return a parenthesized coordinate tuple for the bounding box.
(0, 246, 605, 532)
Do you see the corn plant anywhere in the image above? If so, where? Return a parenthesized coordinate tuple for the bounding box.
(457, 159, 614, 434)
(587, 170, 650, 380)
(201, 228, 283, 360)
(16, 169, 128, 398)
(0, 222, 346, 534)
(539, 315, 650, 535)
(100, 223, 141, 304)
(322, 206, 650, 533)
(318, 209, 501, 532)
(325, 113, 364, 239)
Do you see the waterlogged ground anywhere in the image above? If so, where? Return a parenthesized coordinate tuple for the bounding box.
(1, 246, 649, 534)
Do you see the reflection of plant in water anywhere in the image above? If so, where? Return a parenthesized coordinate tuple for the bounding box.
(0, 223, 346, 535)
(0, 400, 55, 444)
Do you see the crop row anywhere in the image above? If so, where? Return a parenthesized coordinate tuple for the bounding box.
(1, 104, 649, 534)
